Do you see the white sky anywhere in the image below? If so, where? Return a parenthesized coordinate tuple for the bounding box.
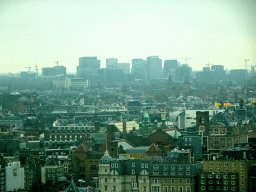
(0, 0, 255, 73)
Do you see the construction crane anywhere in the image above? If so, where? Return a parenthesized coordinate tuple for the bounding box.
(205, 62, 214, 67)
(250, 65, 256, 76)
(24, 65, 32, 72)
(239, 59, 250, 69)
(177, 57, 191, 64)
(54, 61, 60, 66)
(35, 65, 41, 76)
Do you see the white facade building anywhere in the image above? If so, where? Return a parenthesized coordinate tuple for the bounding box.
(5, 161, 24, 191)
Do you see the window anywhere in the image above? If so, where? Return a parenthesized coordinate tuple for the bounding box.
(171, 171, 175, 175)
(224, 187, 228, 191)
(224, 181, 228, 185)
(144, 178, 147, 183)
(179, 179, 182, 183)
(208, 174, 212, 178)
(105, 178, 107, 182)
(179, 165, 183, 169)
(171, 186, 175, 192)
(186, 171, 190, 175)
(240, 169, 244, 173)
(153, 170, 159, 175)
(186, 165, 190, 169)
(232, 163, 236, 167)
(231, 187, 236, 191)
(132, 169, 135, 174)
(217, 186, 221, 190)
(201, 186, 205, 191)
(115, 163, 118, 168)
(179, 171, 183, 175)
(141, 163, 144, 168)
(189, 138, 192, 142)
(232, 169, 236, 173)
(171, 166, 175, 169)
(186, 186, 191, 192)
(143, 187, 147, 192)
(201, 180, 205, 184)
(152, 186, 160, 192)
(216, 175, 220, 179)
(113, 178, 116, 182)
(225, 169, 228, 173)
(217, 180, 221, 184)
(145, 163, 148, 168)
(224, 175, 228, 179)
(132, 162, 135, 167)
(111, 163, 114, 168)
(153, 165, 159, 169)
(209, 168, 213, 172)
(105, 186, 107, 191)
(240, 163, 243, 167)
(209, 186, 213, 190)
(231, 175, 236, 179)
(164, 165, 168, 169)
(186, 178, 190, 184)
(209, 180, 213, 184)
(164, 171, 168, 175)
(163, 186, 168, 192)
(178, 186, 183, 192)
(209, 163, 213, 166)
(171, 179, 175, 183)
(113, 186, 116, 191)
(225, 163, 229, 167)
(217, 163, 220, 166)
(201, 174, 205, 178)
(231, 181, 235, 185)
(164, 179, 167, 183)
(217, 168, 221, 172)
(152, 178, 160, 183)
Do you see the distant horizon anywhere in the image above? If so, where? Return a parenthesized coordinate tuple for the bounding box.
(1, 0, 255, 73)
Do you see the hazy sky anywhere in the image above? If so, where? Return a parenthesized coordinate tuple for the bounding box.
(1, 0, 255, 73)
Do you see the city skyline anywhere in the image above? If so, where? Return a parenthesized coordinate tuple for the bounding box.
(1, 0, 255, 73)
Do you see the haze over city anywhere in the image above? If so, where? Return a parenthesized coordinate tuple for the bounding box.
(1, 0, 255, 73)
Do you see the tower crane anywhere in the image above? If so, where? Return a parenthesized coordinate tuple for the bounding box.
(35, 65, 41, 76)
(239, 59, 250, 69)
(24, 65, 32, 72)
(54, 61, 60, 66)
(177, 57, 191, 64)
(205, 62, 214, 67)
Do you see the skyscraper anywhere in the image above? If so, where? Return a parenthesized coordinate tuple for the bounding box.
(175, 64, 192, 82)
(77, 57, 100, 78)
(119, 63, 130, 74)
(131, 59, 147, 80)
(106, 58, 118, 69)
(146, 56, 162, 80)
(163, 60, 179, 78)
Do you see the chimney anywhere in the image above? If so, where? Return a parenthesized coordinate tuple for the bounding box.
(123, 116, 127, 138)
(95, 121, 100, 132)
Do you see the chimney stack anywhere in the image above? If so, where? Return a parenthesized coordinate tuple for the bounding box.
(123, 116, 127, 138)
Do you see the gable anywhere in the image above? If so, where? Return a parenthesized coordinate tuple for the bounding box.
(75, 144, 90, 153)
